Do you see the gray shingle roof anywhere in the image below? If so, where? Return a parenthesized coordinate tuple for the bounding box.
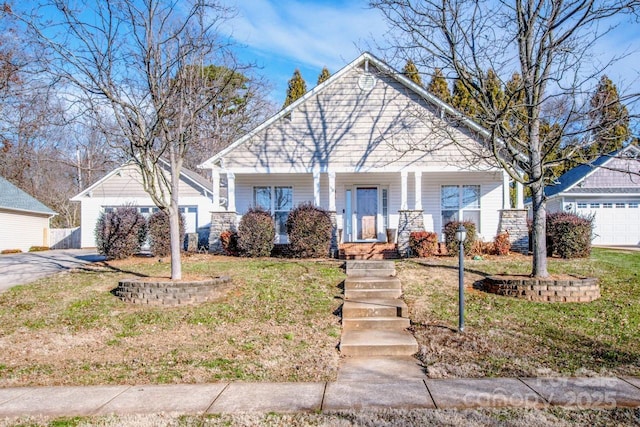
(0, 176, 56, 215)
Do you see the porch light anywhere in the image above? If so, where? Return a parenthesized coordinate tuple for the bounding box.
(456, 224, 466, 333)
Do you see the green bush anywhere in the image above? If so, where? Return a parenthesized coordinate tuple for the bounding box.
(546, 212, 593, 258)
(28, 246, 50, 252)
(444, 220, 477, 256)
(95, 207, 146, 259)
(286, 202, 332, 258)
(147, 210, 185, 257)
(409, 231, 438, 257)
(238, 207, 275, 257)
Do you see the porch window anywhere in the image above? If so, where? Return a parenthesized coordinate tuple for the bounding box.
(253, 186, 293, 240)
(441, 185, 481, 231)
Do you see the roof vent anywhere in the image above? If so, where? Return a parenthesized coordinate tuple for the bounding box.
(358, 73, 375, 92)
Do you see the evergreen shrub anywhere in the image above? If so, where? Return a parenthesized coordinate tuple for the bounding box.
(286, 202, 332, 258)
(95, 207, 146, 259)
(444, 220, 477, 256)
(147, 210, 185, 257)
(546, 212, 593, 258)
(237, 207, 275, 257)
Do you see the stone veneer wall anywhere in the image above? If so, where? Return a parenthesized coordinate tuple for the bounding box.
(114, 276, 233, 305)
(498, 209, 529, 254)
(397, 210, 424, 257)
(483, 276, 600, 302)
(209, 212, 238, 254)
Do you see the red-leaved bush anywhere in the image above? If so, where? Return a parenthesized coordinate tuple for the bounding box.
(409, 231, 438, 257)
(493, 232, 511, 256)
(220, 230, 239, 256)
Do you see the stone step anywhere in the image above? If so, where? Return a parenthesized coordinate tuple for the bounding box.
(344, 288, 402, 300)
(346, 260, 396, 277)
(339, 330, 419, 357)
(342, 299, 409, 319)
(342, 316, 410, 331)
(344, 276, 402, 290)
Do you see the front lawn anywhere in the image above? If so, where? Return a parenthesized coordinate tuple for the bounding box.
(400, 248, 640, 378)
(0, 255, 344, 386)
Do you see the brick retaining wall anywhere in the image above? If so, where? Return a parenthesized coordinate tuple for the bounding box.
(114, 276, 233, 305)
(483, 275, 600, 302)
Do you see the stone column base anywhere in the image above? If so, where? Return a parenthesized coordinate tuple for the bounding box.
(398, 210, 425, 257)
(498, 209, 529, 254)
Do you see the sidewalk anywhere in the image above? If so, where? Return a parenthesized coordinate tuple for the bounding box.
(1, 376, 639, 419)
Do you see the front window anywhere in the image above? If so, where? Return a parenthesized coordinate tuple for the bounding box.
(441, 185, 481, 232)
(253, 186, 293, 241)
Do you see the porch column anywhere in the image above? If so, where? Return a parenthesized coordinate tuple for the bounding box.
(414, 171, 422, 210)
(328, 171, 336, 211)
(516, 181, 524, 209)
(212, 170, 220, 211)
(227, 172, 236, 212)
(400, 170, 408, 210)
(313, 168, 321, 206)
(503, 171, 510, 209)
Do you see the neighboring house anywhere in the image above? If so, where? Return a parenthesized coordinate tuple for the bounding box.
(71, 160, 215, 248)
(0, 176, 57, 252)
(531, 145, 640, 246)
(199, 52, 527, 254)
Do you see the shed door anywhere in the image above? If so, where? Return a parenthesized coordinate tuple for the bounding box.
(356, 187, 377, 240)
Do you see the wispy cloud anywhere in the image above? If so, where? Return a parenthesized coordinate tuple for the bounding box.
(222, 0, 386, 70)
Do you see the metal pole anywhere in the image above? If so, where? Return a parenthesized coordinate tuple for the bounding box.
(458, 237, 465, 333)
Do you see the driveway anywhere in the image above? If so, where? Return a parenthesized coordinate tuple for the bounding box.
(0, 249, 105, 292)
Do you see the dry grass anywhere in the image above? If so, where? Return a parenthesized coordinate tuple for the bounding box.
(3, 408, 640, 427)
(0, 255, 344, 386)
(399, 249, 640, 379)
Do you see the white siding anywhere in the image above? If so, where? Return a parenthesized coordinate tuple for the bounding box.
(220, 62, 496, 174)
(77, 196, 214, 248)
(0, 209, 51, 252)
(231, 170, 504, 242)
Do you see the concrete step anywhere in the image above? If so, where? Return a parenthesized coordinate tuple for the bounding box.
(344, 276, 402, 290)
(346, 260, 396, 277)
(344, 288, 402, 299)
(337, 356, 426, 381)
(339, 330, 419, 357)
(342, 316, 410, 331)
(342, 299, 409, 319)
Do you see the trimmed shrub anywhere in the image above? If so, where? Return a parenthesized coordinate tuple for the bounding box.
(147, 210, 185, 257)
(546, 212, 593, 258)
(1, 249, 22, 254)
(444, 220, 477, 256)
(286, 202, 333, 258)
(493, 232, 511, 256)
(95, 207, 146, 259)
(409, 231, 438, 257)
(28, 246, 50, 252)
(220, 230, 239, 256)
(237, 207, 275, 257)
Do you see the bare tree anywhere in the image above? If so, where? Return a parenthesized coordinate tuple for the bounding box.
(14, 0, 240, 279)
(372, 0, 640, 277)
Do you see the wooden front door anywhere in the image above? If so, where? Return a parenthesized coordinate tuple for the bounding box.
(356, 187, 378, 240)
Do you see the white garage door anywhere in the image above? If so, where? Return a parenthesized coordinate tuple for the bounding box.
(575, 201, 640, 245)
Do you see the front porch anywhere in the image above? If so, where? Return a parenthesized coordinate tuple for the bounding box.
(339, 242, 399, 260)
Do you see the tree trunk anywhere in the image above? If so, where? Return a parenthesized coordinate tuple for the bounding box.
(169, 173, 182, 281)
(530, 182, 549, 278)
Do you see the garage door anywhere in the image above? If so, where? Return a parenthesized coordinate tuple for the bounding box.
(575, 201, 640, 245)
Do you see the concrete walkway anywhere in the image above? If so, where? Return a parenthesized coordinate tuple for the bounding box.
(1, 377, 639, 418)
(0, 249, 104, 292)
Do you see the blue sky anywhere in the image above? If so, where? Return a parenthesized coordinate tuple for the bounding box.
(221, 0, 640, 115)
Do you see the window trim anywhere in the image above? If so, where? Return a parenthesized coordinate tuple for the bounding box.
(440, 184, 481, 233)
(252, 185, 294, 242)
